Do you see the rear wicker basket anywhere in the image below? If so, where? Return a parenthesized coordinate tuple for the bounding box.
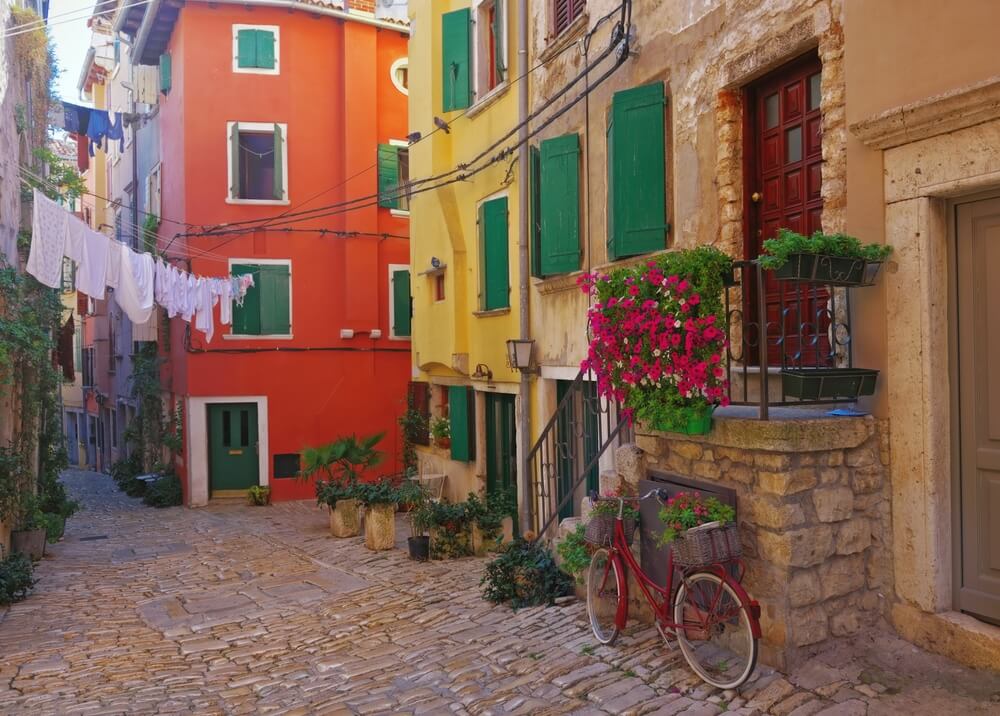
(671, 523, 741, 568)
(584, 513, 637, 547)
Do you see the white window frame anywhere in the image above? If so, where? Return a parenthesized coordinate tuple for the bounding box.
(390, 57, 409, 95)
(226, 121, 290, 206)
(224, 258, 294, 340)
(472, 0, 509, 106)
(388, 263, 411, 341)
(145, 162, 162, 218)
(388, 138, 410, 218)
(232, 24, 281, 76)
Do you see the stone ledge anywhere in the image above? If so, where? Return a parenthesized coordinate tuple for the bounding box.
(892, 603, 1000, 672)
(637, 409, 875, 453)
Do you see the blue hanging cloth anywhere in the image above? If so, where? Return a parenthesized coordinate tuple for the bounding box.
(86, 111, 110, 157)
(106, 112, 125, 153)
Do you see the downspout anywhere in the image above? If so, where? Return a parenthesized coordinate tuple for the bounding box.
(517, 0, 531, 534)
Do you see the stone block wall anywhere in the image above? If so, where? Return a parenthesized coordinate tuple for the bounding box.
(632, 414, 892, 670)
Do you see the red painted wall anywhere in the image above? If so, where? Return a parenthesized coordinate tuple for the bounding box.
(157, 6, 411, 503)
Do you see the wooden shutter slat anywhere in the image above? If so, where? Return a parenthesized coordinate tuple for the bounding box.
(529, 145, 542, 278)
(482, 197, 510, 310)
(608, 82, 667, 260)
(377, 144, 399, 209)
(392, 269, 411, 337)
(259, 264, 290, 335)
(159, 52, 171, 94)
(493, 0, 506, 82)
(449, 386, 473, 462)
(237, 29, 257, 68)
(232, 264, 261, 335)
(230, 124, 240, 199)
(257, 29, 276, 69)
(441, 9, 472, 112)
(272, 123, 284, 201)
(539, 133, 581, 276)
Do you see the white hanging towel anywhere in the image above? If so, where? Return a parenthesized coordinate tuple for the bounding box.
(166, 265, 182, 318)
(105, 240, 122, 290)
(75, 227, 109, 299)
(64, 216, 86, 263)
(26, 189, 69, 288)
(116, 245, 155, 324)
(194, 278, 217, 342)
(180, 272, 198, 322)
(219, 278, 234, 325)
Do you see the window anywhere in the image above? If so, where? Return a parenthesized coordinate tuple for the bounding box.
(607, 82, 668, 260)
(407, 382, 431, 446)
(435, 274, 446, 301)
(531, 133, 581, 277)
(391, 58, 408, 95)
(233, 25, 279, 74)
(448, 386, 476, 462)
(227, 122, 287, 204)
(229, 262, 291, 337)
(389, 265, 411, 339)
(378, 142, 410, 212)
(553, 0, 586, 37)
(110, 409, 118, 450)
(479, 196, 509, 310)
(474, 0, 507, 96)
(145, 163, 162, 221)
(441, 9, 471, 111)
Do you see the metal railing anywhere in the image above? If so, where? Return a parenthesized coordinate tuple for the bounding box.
(528, 369, 633, 540)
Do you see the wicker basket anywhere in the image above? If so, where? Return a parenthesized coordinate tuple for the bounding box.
(585, 512, 637, 547)
(671, 523, 741, 568)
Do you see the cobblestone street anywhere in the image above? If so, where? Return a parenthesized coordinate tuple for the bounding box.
(0, 470, 997, 715)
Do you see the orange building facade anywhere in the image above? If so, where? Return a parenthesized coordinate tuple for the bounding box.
(124, 2, 412, 504)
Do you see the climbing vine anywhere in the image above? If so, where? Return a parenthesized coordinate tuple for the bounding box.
(9, 7, 55, 158)
(125, 343, 180, 474)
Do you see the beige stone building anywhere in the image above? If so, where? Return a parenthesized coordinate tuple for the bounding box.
(517, 0, 1000, 670)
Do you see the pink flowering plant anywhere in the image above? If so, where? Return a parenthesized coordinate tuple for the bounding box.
(657, 491, 735, 546)
(578, 247, 732, 431)
(590, 486, 640, 522)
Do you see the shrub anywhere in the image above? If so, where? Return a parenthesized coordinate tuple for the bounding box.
(110, 453, 145, 496)
(246, 485, 270, 506)
(142, 475, 182, 508)
(481, 539, 573, 609)
(556, 523, 593, 584)
(426, 500, 472, 559)
(758, 228, 893, 271)
(0, 553, 35, 605)
(37, 511, 65, 543)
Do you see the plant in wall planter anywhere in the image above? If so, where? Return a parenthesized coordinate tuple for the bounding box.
(579, 247, 732, 436)
(301, 433, 385, 538)
(758, 228, 892, 287)
(246, 485, 271, 506)
(353, 479, 422, 551)
(430, 417, 451, 450)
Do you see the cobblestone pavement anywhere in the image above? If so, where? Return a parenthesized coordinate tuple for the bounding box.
(1, 470, 998, 715)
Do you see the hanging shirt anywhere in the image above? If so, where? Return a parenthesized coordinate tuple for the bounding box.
(26, 189, 68, 288)
(105, 112, 125, 153)
(180, 273, 198, 322)
(194, 278, 217, 342)
(86, 111, 110, 157)
(154, 257, 169, 308)
(219, 278, 234, 325)
(76, 227, 109, 299)
(116, 245, 155, 324)
(166, 265, 182, 318)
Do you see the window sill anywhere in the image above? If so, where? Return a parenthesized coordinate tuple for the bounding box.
(223, 334, 294, 340)
(538, 12, 589, 63)
(533, 270, 584, 295)
(226, 197, 290, 206)
(473, 307, 511, 317)
(390, 209, 410, 218)
(232, 66, 281, 76)
(466, 81, 510, 119)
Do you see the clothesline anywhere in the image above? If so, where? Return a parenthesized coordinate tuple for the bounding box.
(25, 188, 254, 343)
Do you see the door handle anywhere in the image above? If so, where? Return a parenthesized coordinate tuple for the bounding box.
(751, 191, 762, 203)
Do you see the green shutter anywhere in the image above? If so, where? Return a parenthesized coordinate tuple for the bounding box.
(441, 9, 471, 112)
(232, 264, 261, 335)
(481, 196, 509, 310)
(259, 264, 291, 335)
(159, 52, 171, 94)
(272, 123, 284, 201)
(392, 269, 411, 337)
(377, 144, 400, 209)
(449, 386, 475, 462)
(539, 133, 581, 275)
(230, 123, 240, 199)
(607, 82, 668, 260)
(257, 29, 276, 69)
(493, 0, 506, 82)
(529, 145, 542, 278)
(237, 29, 257, 68)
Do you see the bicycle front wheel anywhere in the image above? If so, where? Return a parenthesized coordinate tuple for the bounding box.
(673, 570, 758, 689)
(587, 548, 623, 645)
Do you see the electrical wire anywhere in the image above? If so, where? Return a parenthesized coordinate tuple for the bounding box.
(1, 0, 153, 39)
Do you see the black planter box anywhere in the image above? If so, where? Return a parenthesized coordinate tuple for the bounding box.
(773, 253, 883, 287)
(781, 368, 879, 400)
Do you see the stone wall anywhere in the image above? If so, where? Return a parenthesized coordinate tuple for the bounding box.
(632, 413, 892, 670)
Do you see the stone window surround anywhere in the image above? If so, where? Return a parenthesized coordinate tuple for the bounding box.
(852, 77, 1000, 670)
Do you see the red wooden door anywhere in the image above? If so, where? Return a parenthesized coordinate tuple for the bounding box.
(747, 55, 830, 367)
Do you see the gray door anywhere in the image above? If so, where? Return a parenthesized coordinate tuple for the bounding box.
(956, 197, 1000, 623)
(65, 414, 78, 466)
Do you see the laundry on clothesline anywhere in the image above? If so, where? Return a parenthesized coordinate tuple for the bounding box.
(24, 188, 254, 341)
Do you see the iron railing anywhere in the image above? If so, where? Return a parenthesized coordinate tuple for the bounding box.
(528, 368, 633, 540)
(724, 260, 862, 419)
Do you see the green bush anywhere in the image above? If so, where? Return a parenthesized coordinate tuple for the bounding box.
(142, 475, 182, 508)
(37, 511, 65, 543)
(481, 539, 573, 609)
(110, 453, 146, 496)
(0, 553, 36, 605)
(556, 523, 593, 584)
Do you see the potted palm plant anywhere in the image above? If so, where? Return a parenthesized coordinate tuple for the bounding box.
(301, 432, 385, 538)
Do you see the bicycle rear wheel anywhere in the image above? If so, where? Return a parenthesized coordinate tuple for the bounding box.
(672, 570, 758, 689)
(587, 548, 623, 645)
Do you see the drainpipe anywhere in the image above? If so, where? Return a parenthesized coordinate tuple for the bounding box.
(517, 0, 531, 535)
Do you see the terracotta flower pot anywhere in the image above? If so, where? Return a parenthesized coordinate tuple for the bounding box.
(329, 498, 360, 538)
(365, 503, 396, 551)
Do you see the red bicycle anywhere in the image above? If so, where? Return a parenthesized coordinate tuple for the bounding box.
(586, 489, 761, 689)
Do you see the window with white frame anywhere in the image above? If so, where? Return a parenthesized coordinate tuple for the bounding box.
(388, 264, 411, 339)
(474, 0, 507, 98)
(145, 163, 162, 219)
(227, 121, 288, 204)
(390, 58, 408, 95)
(228, 260, 292, 338)
(233, 25, 280, 75)
(377, 140, 410, 213)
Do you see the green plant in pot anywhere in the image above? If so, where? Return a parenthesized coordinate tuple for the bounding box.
(406, 484, 433, 561)
(246, 485, 271, 506)
(430, 416, 451, 449)
(301, 432, 384, 538)
(424, 499, 471, 559)
(465, 489, 515, 555)
(11, 493, 47, 561)
(353, 478, 420, 552)
(758, 228, 892, 286)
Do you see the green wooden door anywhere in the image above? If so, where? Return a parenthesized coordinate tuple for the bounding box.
(208, 403, 260, 493)
(556, 380, 600, 519)
(486, 394, 517, 520)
